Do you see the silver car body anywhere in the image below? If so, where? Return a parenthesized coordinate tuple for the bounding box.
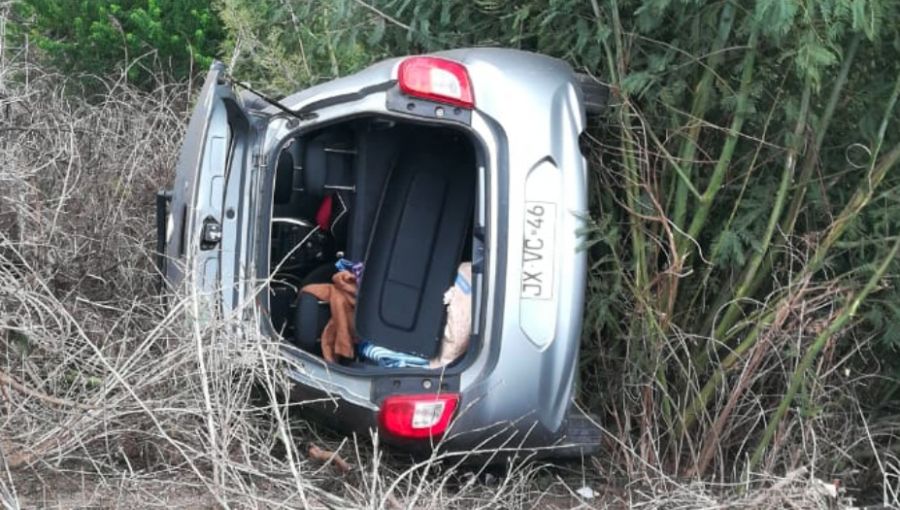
(165, 48, 589, 452)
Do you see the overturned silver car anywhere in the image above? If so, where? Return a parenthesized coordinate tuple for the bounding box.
(159, 48, 606, 456)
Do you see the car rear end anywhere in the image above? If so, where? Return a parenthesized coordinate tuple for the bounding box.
(260, 48, 592, 455)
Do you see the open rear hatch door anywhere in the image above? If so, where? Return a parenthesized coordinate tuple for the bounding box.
(162, 62, 265, 309)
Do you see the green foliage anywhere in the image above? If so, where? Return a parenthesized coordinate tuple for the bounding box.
(14, 0, 223, 86)
(216, 0, 374, 93)
(216, 0, 516, 92)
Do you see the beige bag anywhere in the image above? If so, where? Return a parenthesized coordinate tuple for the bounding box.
(431, 262, 473, 369)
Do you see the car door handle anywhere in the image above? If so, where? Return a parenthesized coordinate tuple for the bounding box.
(200, 216, 222, 250)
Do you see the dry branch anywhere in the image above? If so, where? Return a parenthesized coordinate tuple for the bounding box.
(0, 368, 97, 411)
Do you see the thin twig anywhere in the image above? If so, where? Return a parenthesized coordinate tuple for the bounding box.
(0, 369, 97, 411)
(351, 0, 412, 32)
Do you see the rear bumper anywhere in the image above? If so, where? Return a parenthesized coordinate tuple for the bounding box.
(288, 378, 582, 457)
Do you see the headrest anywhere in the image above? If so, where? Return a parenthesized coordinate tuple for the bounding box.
(303, 132, 355, 196)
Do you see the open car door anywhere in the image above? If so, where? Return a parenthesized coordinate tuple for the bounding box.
(159, 62, 265, 306)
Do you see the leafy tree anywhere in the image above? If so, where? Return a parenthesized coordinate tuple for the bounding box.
(14, 0, 223, 86)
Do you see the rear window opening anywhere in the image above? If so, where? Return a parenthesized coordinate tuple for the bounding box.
(263, 116, 484, 374)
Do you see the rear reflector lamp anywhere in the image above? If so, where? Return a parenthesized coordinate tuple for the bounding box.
(378, 393, 459, 439)
(398, 57, 474, 108)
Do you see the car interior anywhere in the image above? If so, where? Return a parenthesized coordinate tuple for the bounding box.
(265, 116, 481, 370)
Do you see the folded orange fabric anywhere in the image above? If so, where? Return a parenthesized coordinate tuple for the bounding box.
(300, 271, 359, 362)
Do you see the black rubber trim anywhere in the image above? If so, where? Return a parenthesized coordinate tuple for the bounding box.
(476, 114, 509, 380)
(371, 374, 461, 404)
(386, 86, 473, 125)
(288, 378, 378, 436)
(296, 80, 397, 116)
(573, 73, 610, 114)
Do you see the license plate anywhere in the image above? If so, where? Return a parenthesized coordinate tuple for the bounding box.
(521, 201, 556, 300)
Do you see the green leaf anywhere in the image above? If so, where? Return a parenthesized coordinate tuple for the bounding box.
(621, 71, 654, 97)
(368, 18, 386, 46)
(851, 0, 882, 39)
(754, 0, 798, 37)
(712, 230, 747, 268)
(634, 0, 671, 33)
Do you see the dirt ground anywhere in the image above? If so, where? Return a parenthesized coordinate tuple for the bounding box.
(5, 466, 627, 510)
(9, 473, 217, 510)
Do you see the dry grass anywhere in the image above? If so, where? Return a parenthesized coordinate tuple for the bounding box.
(0, 41, 898, 510)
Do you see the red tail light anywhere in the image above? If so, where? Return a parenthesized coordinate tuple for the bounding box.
(378, 393, 459, 439)
(398, 57, 474, 108)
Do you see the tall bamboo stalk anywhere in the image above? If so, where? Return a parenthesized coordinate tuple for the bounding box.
(747, 234, 900, 472)
(677, 26, 760, 262)
(672, 2, 736, 232)
(682, 67, 900, 450)
(711, 77, 813, 343)
(701, 35, 862, 337)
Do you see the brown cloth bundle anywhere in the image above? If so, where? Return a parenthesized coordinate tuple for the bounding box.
(300, 271, 359, 362)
